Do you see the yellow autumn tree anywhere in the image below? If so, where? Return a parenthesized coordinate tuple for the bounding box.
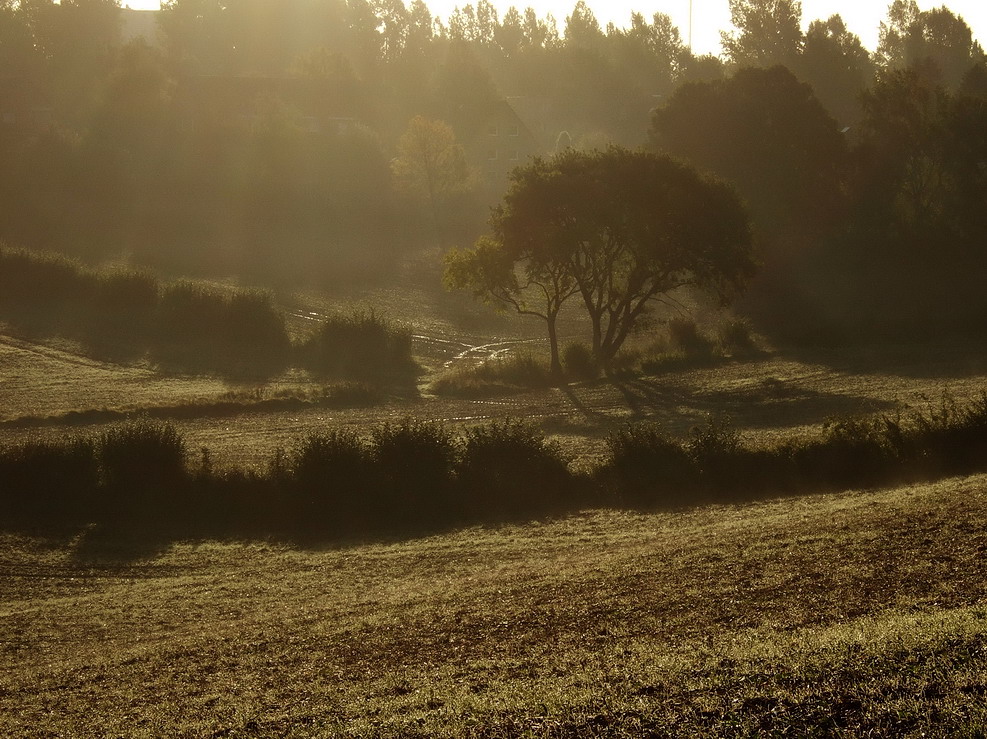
(391, 115, 477, 230)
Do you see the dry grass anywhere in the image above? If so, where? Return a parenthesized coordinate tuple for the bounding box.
(6, 324, 987, 472)
(4, 265, 987, 734)
(1, 475, 984, 736)
(0, 333, 250, 420)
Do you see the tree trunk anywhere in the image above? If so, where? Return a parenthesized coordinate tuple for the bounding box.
(547, 314, 563, 383)
(591, 318, 602, 360)
(598, 341, 617, 376)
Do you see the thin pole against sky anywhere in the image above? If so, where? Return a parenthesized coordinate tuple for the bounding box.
(689, 0, 693, 50)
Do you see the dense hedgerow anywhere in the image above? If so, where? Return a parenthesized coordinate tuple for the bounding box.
(284, 429, 375, 534)
(0, 245, 417, 385)
(3, 395, 987, 541)
(457, 419, 574, 520)
(0, 421, 188, 528)
(150, 282, 291, 378)
(83, 271, 160, 361)
(602, 422, 696, 507)
(370, 418, 459, 527)
(0, 437, 99, 525)
(601, 392, 987, 508)
(0, 247, 94, 337)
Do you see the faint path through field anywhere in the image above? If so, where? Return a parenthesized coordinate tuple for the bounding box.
(6, 319, 987, 470)
(290, 308, 551, 368)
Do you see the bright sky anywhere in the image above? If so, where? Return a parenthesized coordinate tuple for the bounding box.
(122, 1, 987, 58)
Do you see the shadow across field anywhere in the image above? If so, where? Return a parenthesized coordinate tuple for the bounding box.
(563, 375, 893, 434)
(780, 341, 987, 381)
(0, 384, 390, 430)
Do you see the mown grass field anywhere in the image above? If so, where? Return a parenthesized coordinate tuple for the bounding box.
(1, 474, 984, 736)
(4, 321, 987, 472)
(2, 270, 987, 735)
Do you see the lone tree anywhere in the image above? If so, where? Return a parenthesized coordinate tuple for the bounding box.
(445, 147, 754, 377)
(391, 115, 475, 231)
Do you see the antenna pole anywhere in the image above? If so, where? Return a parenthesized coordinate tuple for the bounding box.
(689, 0, 693, 50)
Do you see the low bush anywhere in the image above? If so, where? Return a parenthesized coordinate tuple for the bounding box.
(218, 290, 291, 379)
(793, 415, 895, 489)
(562, 342, 598, 381)
(431, 352, 553, 397)
(83, 270, 159, 360)
(0, 437, 99, 525)
(640, 319, 721, 374)
(602, 422, 697, 508)
(608, 348, 642, 377)
(687, 414, 746, 492)
(717, 317, 758, 355)
(298, 310, 417, 386)
(151, 283, 289, 379)
(287, 429, 373, 533)
(457, 419, 573, 520)
(371, 418, 458, 529)
(317, 382, 383, 408)
(668, 318, 714, 356)
(97, 421, 189, 521)
(0, 246, 94, 337)
(150, 281, 227, 372)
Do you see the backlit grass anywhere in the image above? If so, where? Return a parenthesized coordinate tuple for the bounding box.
(1, 475, 984, 736)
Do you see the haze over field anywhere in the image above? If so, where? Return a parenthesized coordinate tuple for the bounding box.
(4, 0, 987, 733)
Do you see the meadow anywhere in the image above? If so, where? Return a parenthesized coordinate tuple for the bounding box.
(1, 475, 984, 736)
(2, 262, 987, 735)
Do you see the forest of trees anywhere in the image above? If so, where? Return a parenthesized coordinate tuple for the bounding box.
(0, 0, 985, 339)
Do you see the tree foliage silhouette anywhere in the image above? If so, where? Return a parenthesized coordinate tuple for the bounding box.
(445, 148, 754, 376)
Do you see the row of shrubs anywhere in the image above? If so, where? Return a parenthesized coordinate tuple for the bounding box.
(605, 392, 987, 507)
(3, 393, 987, 541)
(0, 418, 577, 539)
(0, 246, 416, 383)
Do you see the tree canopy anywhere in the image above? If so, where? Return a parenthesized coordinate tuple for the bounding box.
(721, 0, 803, 71)
(650, 65, 846, 241)
(391, 115, 476, 234)
(445, 148, 754, 376)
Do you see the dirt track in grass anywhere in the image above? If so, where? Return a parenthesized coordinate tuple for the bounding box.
(4, 261, 987, 468)
(3, 321, 987, 470)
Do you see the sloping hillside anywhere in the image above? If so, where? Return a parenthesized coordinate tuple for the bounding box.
(1, 475, 984, 736)
(4, 326, 987, 471)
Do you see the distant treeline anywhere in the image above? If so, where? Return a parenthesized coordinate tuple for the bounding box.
(4, 394, 987, 542)
(1, 1, 986, 336)
(0, 246, 416, 384)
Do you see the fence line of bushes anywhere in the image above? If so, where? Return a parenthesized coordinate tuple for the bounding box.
(603, 392, 987, 507)
(3, 393, 987, 542)
(0, 245, 416, 384)
(0, 418, 579, 539)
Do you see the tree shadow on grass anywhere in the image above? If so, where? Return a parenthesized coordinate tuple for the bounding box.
(594, 375, 897, 436)
(0, 519, 179, 572)
(778, 341, 987, 381)
(68, 521, 178, 566)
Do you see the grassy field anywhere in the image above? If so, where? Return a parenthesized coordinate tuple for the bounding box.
(3, 268, 987, 735)
(4, 321, 987, 471)
(4, 251, 987, 468)
(1, 474, 984, 736)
